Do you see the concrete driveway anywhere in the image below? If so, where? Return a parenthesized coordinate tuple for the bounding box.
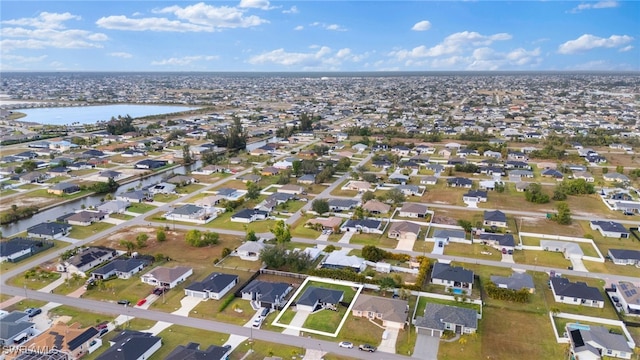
(570, 257, 589, 272)
(282, 309, 311, 336)
(501, 253, 515, 263)
(378, 328, 400, 353)
(396, 238, 415, 252)
(413, 333, 439, 360)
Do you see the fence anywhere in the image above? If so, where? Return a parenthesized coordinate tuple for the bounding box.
(259, 268, 309, 280)
(549, 312, 636, 348)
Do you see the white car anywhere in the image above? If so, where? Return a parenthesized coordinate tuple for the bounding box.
(338, 341, 353, 349)
(252, 318, 263, 328)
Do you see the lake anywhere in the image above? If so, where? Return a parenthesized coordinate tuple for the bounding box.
(13, 104, 200, 125)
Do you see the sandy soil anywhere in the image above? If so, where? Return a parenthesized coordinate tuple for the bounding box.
(0, 196, 51, 212)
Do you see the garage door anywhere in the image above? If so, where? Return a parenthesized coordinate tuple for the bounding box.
(417, 328, 440, 337)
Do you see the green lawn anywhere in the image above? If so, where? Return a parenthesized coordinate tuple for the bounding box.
(192, 297, 256, 325)
(109, 213, 135, 220)
(303, 307, 347, 333)
(176, 183, 205, 194)
(205, 211, 277, 233)
(228, 339, 304, 360)
(48, 305, 114, 328)
(153, 193, 180, 202)
(68, 222, 115, 239)
(9, 267, 61, 290)
(444, 242, 503, 262)
(349, 232, 398, 249)
(512, 249, 571, 268)
(149, 325, 229, 360)
(215, 256, 264, 271)
(127, 202, 157, 213)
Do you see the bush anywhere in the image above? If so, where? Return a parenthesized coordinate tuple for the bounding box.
(221, 248, 232, 257)
(219, 294, 235, 312)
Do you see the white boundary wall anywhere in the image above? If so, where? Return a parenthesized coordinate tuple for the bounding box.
(549, 312, 636, 348)
(520, 232, 605, 263)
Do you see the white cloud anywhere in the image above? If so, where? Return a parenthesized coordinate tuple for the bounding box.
(1, 12, 108, 53)
(2, 54, 48, 63)
(294, 25, 304, 31)
(558, 34, 633, 54)
(109, 52, 133, 58)
(282, 6, 299, 14)
(248, 46, 366, 69)
(151, 55, 219, 66)
(570, 0, 618, 13)
(97, 2, 268, 32)
(238, 0, 273, 10)
(389, 31, 512, 60)
(619, 45, 633, 52)
(411, 20, 431, 31)
(309, 22, 347, 31)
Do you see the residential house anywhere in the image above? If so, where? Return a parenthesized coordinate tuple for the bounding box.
(420, 176, 438, 185)
(396, 185, 423, 196)
(611, 281, 640, 316)
(463, 190, 488, 203)
(166, 343, 232, 360)
(352, 294, 409, 329)
(96, 331, 161, 360)
(389, 173, 410, 185)
(241, 280, 293, 309)
(297, 174, 316, 185)
(57, 247, 117, 277)
(19, 172, 46, 184)
(230, 209, 269, 223)
(541, 169, 564, 180)
(21, 322, 101, 359)
(327, 198, 360, 212)
(238, 174, 262, 183)
(431, 262, 474, 292)
(216, 187, 243, 200)
(603, 173, 630, 183)
(321, 252, 366, 273)
(0, 238, 53, 263)
(296, 286, 344, 312)
(46, 167, 70, 178)
(96, 170, 122, 182)
(608, 249, 640, 266)
(387, 221, 421, 241)
(550, 277, 604, 308)
(590, 221, 629, 239)
(117, 190, 151, 203)
(414, 303, 478, 337)
(490, 272, 535, 293)
(165, 204, 208, 222)
(66, 211, 108, 226)
(341, 219, 383, 234)
(141, 266, 193, 289)
(574, 171, 595, 182)
(398, 203, 428, 218)
(90, 258, 151, 280)
(483, 210, 507, 228)
(426, 164, 445, 173)
(278, 184, 305, 195)
(478, 233, 515, 252)
(433, 229, 466, 247)
(568, 325, 632, 360)
(362, 200, 391, 215)
(148, 182, 176, 195)
(135, 159, 167, 169)
(260, 166, 280, 176)
(96, 200, 129, 214)
(26, 222, 71, 239)
(194, 195, 225, 209)
(306, 217, 343, 231)
(0, 311, 36, 347)
(184, 272, 239, 300)
(447, 177, 473, 188)
(166, 175, 195, 186)
(342, 180, 373, 193)
(235, 241, 266, 261)
(541, 240, 584, 260)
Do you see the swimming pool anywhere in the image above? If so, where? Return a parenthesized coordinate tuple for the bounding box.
(568, 322, 590, 331)
(452, 288, 465, 295)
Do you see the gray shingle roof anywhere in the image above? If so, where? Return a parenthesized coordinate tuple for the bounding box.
(550, 277, 604, 302)
(415, 303, 477, 331)
(185, 272, 238, 293)
(431, 262, 474, 283)
(297, 286, 344, 307)
(490, 272, 534, 291)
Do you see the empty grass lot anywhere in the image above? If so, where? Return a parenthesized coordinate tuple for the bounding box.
(68, 222, 115, 239)
(126, 202, 157, 213)
(349, 232, 398, 249)
(9, 267, 61, 290)
(444, 242, 503, 262)
(153, 193, 180, 202)
(176, 183, 205, 194)
(513, 248, 572, 268)
(48, 305, 114, 328)
(228, 339, 304, 360)
(204, 211, 276, 233)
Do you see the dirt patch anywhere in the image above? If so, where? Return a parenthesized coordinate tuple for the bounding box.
(51, 315, 72, 324)
(0, 196, 50, 212)
(432, 215, 458, 225)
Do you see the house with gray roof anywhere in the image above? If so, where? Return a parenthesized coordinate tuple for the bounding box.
(327, 198, 360, 211)
(148, 182, 176, 195)
(550, 277, 604, 308)
(568, 325, 632, 360)
(590, 221, 629, 239)
(352, 294, 409, 329)
(66, 211, 108, 226)
(541, 240, 584, 260)
(297, 174, 316, 185)
(90, 258, 151, 280)
(463, 190, 488, 203)
(0, 238, 53, 263)
(141, 266, 193, 289)
(166, 343, 232, 360)
(96, 331, 161, 360)
(483, 210, 507, 228)
(321, 252, 366, 273)
(612, 281, 640, 316)
(0, 311, 36, 346)
(414, 303, 478, 337)
(478, 233, 515, 251)
(57, 247, 117, 277)
(431, 262, 474, 292)
(608, 249, 640, 266)
(184, 272, 239, 300)
(433, 229, 466, 246)
(165, 204, 208, 223)
(47, 182, 80, 196)
(96, 200, 129, 214)
(340, 219, 383, 234)
(296, 286, 344, 312)
(447, 177, 473, 188)
(241, 280, 293, 309)
(27, 222, 71, 239)
(398, 203, 429, 218)
(116, 189, 150, 203)
(490, 272, 535, 293)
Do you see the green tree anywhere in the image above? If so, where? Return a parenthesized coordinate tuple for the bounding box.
(378, 277, 396, 295)
(246, 230, 258, 242)
(457, 220, 473, 233)
(385, 188, 406, 206)
(616, 165, 624, 174)
(352, 206, 365, 220)
(292, 160, 302, 176)
(182, 144, 192, 165)
(361, 191, 376, 202)
(555, 202, 572, 225)
(270, 220, 291, 244)
(136, 233, 148, 248)
(119, 240, 135, 253)
(525, 183, 550, 204)
(362, 245, 386, 262)
(246, 181, 261, 200)
(22, 160, 37, 172)
(312, 199, 330, 215)
(185, 229, 202, 246)
(156, 229, 166, 242)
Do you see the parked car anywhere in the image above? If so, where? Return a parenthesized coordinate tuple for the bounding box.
(612, 296, 620, 303)
(136, 298, 147, 306)
(358, 344, 376, 352)
(338, 341, 353, 349)
(117, 300, 130, 306)
(152, 287, 167, 295)
(507, 249, 513, 255)
(96, 322, 109, 330)
(252, 318, 263, 328)
(98, 328, 109, 337)
(502, 248, 507, 254)
(260, 307, 270, 318)
(26, 308, 42, 318)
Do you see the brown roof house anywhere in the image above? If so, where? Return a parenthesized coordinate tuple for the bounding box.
(398, 203, 429, 218)
(141, 266, 193, 289)
(387, 221, 422, 241)
(352, 294, 409, 329)
(362, 200, 391, 215)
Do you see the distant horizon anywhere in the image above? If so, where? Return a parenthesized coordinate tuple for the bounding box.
(2, 70, 640, 75)
(2, 1, 638, 72)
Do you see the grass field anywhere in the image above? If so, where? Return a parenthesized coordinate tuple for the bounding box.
(349, 232, 398, 249)
(228, 339, 304, 360)
(153, 193, 180, 202)
(68, 222, 115, 239)
(176, 183, 205, 194)
(444, 242, 503, 262)
(108, 213, 135, 221)
(48, 305, 114, 328)
(204, 211, 276, 233)
(148, 325, 230, 360)
(127, 202, 157, 213)
(303, 306, 348, 333)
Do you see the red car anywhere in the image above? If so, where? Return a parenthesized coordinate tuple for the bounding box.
(136, 298, 147, 306)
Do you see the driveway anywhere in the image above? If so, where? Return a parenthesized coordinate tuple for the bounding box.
(282, 309, 311, 336)
(570, 257, 589, 272)
(378, 328, 400, 353)
(431, 242, 445, 255)
(501, 253, 515, 263)
(338, 231, 355, 244)
(413, 333, 439, 360)
(396, 238, 415, 252)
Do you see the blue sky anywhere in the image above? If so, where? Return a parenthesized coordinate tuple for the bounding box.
(1, 1, 638, 71)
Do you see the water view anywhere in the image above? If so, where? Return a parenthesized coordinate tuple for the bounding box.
(13, 104, 200, 126)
